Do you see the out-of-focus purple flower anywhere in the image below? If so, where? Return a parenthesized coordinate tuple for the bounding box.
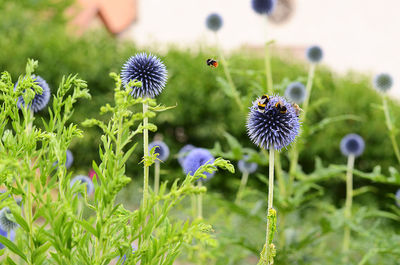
(205, 13, 223, 31)
(340, 133, 365, 157)
(70, 175, 94, 196)
(148, 141, 170, 162)
(177, 144, 196, 166)
(251, 0, 276, 15)
(238, 155, 258, 174)
(183, 148, 215, 181)
(0, 227, 16, 249)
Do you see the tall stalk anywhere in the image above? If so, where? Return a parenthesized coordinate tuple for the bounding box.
(235, 172, 249, 204)
(154, 161, 160, 194)
(197, 181, 203, 219)
(382, 95, 400, 164)
(143, 102, 149, 204)
(258, 147, 277, 265)
(215, 34, 244, 112)
(343, 154, 355, 258)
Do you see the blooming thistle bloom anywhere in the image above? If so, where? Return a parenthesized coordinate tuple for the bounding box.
(373, 73, 393, 92)
(340, 133, 365, 157)
(285, 82, 306, 104)
(17, 75, 51, 112)
(70, 175, 94, 196)
(205, 13, 223, 31)
(247, 95, 300, 150)
(183, 148, 215, 181)
(0, 227, 15, 249)
(238, 155, 258, 174)
(148, 141, 170, 162)
(251, 0, 276, 15)
(306, 45, 323, 63)
(178, 144, 196, 166)
(0, 208, 18, 231)
(121, 53, 168, 98)
(396, 189, 400, 207)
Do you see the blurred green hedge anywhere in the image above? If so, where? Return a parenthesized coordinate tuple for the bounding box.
(1, 1, 399, 192)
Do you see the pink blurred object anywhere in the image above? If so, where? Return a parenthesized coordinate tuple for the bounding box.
(88, 169, 97, 180)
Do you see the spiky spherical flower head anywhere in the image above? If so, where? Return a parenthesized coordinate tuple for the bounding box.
(0, 227, 15, 250)
(340, 133, 365, 157)
(17, 75, 50, 112)
(247, 95, 300, 150)
(149, 140, 170, 162)
(251, 0, 276, 15)
(238, 155, 258, 174)
(205, 13, 223, 31)
(178, 144, 196, 166)
(395, 189, 400, 207)
(0, 208, 18, 232)
(306, 45, 323, 63)
(183, 148, 215, 181)
(121, 53, 168, 98)
(285, 82, 306, 104)
(70, 175, 94, 196)
(373, 73, 393, 92)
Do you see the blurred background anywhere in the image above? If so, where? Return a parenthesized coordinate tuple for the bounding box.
(1, 0, 400, 264)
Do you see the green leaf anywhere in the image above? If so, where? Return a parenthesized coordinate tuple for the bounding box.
(0, 235, 27, 262)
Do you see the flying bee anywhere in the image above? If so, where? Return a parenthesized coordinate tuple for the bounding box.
(257, 94, 270, 112)
(206, 58, 218, 68)
(292, 103, 303, 117)
(274, 100, 287, 114)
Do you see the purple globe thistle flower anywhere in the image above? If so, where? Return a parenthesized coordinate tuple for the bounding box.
(121, 53, 168, 98)
(340, 133, 365, 157)
(373, 73, 393, 92)
(205, 13, 223, 32)
(238, 155, 258, 174)
(183, 148, 215, 181)
(177, 144, 196, 166)
(148, 140, 170, 162)
(247, 95, 300, 150)
(0, 208, 18, 231)
(251, 0, 276, 15)
(395, 189, 400, 208)
(0, 227, 15, 249)
(17, 75, 51, 112)
(70, 175, 94, 196)
(285, 82, 306, 104)
(306, 45, 323, 63)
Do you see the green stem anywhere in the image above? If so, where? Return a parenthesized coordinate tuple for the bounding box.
(154, 161, 160, 194)
(143, 102, 149, 204)
(288, 63, 316, 188)
(215, 33, 244, 112)
(261, 147, 275, 263)
(343, 154, 355, 258)
(301, 63, 316, 122)
(191, 195, 197, 219)
(197, 181, 203, 219)
(382, 95, 400, 165)
(264, 17, 273, 94)
(235, 172, 249, 204)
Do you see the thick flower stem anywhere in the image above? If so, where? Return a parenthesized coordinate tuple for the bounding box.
(143, 102, 149, 204)
(301, 63, 316, 121)
(288, 63, 316, 187)
(382, 95, 400, 165)
(191, 195, 197, 219)
(154, 161, 160, 194)
(215, 33, 244, 112)
(343, 154, 355, 258)
(259, 147, 276, 264)
(235, 172, 249, 204)
(197, 181, 203, 219)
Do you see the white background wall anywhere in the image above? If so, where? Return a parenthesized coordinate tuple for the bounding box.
(127, 0, 400, 96)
